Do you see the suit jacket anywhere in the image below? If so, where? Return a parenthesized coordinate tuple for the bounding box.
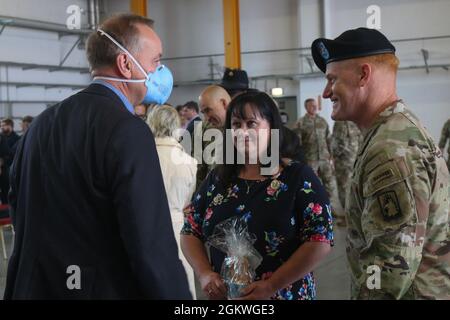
(185, 115, 202, 138)
(0, 134, 10, 163)
(2, 131, 20, 166)
(4, 131, 20, 149)
(4, 83, 191, 299)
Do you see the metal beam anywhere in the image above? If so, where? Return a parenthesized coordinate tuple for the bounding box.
(88, 0, 100, 30)
(0, 62, 448, 93)
(130, 0, 148, 17)
(0, 100, 59, 104)
(15, 83, 32, 88)
(0, 15, 92, 36)
(0, 81, 86, 89)
(161, 34, 450, 61)
(421, 49, 430, 74)
(172, 62, 450, 86)
(0, 24, 8, 35)
(222, 0, 241, 69)
(59, 37, 82, 67)
(163, 47, 302, 61)
(0, 61, 90, 73)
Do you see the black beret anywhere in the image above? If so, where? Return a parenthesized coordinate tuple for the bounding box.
(311, 27, 396, 73)
(220, 68, 249, 90)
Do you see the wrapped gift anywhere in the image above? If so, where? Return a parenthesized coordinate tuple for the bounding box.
(207, 216, 262, 299)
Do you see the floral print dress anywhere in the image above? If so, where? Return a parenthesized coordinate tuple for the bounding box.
(181, 161, 334, 300)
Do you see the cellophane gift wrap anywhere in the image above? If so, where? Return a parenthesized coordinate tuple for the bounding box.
(207, 216, 262, 299)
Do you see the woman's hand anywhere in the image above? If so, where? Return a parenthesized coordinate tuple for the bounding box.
(234, 280, 276, 300)
(199, 271, 227, 300)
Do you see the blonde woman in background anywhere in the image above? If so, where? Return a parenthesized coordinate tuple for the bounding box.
(147, 105, 198, 298)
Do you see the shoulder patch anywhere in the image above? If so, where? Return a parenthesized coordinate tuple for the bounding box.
(363, 156, 411, 197)
(377, 191, 402, 221)
(371, 168, 394, 185)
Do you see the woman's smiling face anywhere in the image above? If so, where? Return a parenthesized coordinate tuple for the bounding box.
(231, 103, 271, 162)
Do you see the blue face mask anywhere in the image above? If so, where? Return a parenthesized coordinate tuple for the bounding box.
(93, 29, 173, 105)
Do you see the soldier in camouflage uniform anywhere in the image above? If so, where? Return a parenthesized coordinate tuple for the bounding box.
(195, 86, 232, 191)
(191, 120, 219, 192)
(331, 121, 362, 210)
(347, 101, 449, 299)
(313, 27, 449, 299)
(294, 98, 335, 197)
(438, 118, 450, 170)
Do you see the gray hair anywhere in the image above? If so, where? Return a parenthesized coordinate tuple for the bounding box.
(147, 105, 181, 138)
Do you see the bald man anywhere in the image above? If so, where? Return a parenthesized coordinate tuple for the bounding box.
(199, 85, 231, 128)
(192, 85, 231, 191)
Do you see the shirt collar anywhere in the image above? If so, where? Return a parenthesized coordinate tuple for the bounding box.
(358, 100, 406, 156)
(187, 115, 201, 125)
(92, 79, 135, 114)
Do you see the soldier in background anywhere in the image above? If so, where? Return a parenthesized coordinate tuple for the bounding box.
(331, 120, 362, 223)
(438, 118, 450, 170)
(219, 68, 249, 98)
(192, 85, 232, 192)
(313, 27, 449, 299)
(294, 98, 334, 197)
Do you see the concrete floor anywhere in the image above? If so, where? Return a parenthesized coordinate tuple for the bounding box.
(314, 181, 351, 300)
(315, 226, 350, 299)
(0, 191, 350, 300)
(0, 227, 12, 298)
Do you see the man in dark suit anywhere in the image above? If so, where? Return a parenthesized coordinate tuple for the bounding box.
(182, 101, 201, 138)
(0, 134, 10, 203)
(4, 14, 191, 299)
(0, 118, 20, 204)
(0, 119, 20, 152)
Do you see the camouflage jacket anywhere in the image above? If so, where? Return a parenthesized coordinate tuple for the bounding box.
(438, 118, 450, 156)
(294, 114, 331, 161)
(331, 121, 362, 162)
(190, 120, 219, 192)
(346, 101, 450, 299)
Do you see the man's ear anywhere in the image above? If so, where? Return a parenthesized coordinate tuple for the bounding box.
(116, 53, 132, 78)
(220, 98, 228, 109)
(359, 63, 372, 87)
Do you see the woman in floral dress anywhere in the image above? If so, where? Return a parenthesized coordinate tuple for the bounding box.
(181, 91, 333, 300)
